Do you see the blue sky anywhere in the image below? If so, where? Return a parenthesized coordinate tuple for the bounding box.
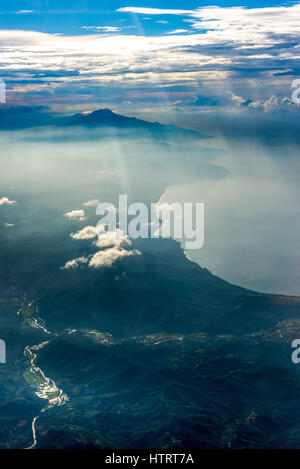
(0, 1, 299, 115)
(0, 1, 293, 35)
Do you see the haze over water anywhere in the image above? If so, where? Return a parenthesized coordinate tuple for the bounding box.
(1, 117, 299, 295)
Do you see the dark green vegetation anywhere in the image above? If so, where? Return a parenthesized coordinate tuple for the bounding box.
(22, 238, 300, 337)
(1, 237, 300, 449)
(0, 297, 45, 448)
(35, 324, 300, 449)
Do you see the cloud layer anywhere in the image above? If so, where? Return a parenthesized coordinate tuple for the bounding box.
(1, 3, 300, 109)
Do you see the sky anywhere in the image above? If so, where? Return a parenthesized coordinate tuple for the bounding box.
(0, 1, 299, 115)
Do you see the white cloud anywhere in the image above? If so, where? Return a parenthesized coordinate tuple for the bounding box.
(117, 4, 300, 51)
(71, 226, 98, 240)
(94, 229, 131, 249)
(0, 197, 17, 207)
(64, 226, 140, 270)
(117, 7, 190, 15)
(230, 92, 248, 106)
(248, 95, 294, 112)
(89, 246, 141, 268)
(64, 209, 86, 221)
(61, 256, 89, 270)
(82, 26, 121, 33)
(15, 10, 35, 14)
(82, 199, 100, 207)
(165, 29, 189, 35)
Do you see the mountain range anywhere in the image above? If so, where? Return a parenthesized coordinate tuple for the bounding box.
(0, 105, 206, 139)
(1, 237, 300, 449)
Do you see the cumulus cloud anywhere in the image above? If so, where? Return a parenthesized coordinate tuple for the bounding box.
(82, 199, 100, 207)
(248, 95, 295, 112)
(89, 246, 141, 268)
(0, 197, 17, 206)
(64, 227, 140, 270)
(61, 256, 89, 270)
(62, 246, 140, 270)
(71, 225, 98, 240)
(94, 229, 131, 249)
(64, 209, 86, 221)
(230, 92, 248, 106)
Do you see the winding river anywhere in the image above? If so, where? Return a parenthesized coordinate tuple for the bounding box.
(19, 300, 69, 449)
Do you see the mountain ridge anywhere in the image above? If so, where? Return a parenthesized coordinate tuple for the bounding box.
(0, 105, 208, 138)
(63, 107, 207, 138)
